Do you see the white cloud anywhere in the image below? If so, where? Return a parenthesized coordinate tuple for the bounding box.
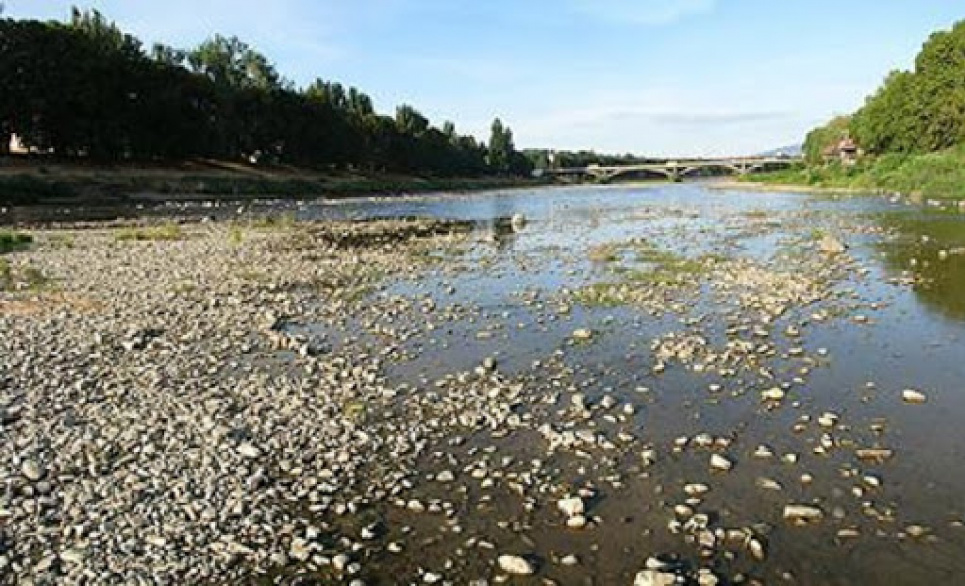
(568, 0, 717, 26)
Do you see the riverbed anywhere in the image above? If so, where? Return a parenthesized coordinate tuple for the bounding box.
(1, 184, 964, 585)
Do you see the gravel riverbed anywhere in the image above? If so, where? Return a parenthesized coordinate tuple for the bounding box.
(2, 187, 964, 585)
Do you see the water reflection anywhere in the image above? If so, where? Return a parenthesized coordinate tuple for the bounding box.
(876, 212, 965, 320)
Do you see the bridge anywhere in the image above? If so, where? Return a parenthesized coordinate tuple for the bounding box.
(539, 156, 799, 182)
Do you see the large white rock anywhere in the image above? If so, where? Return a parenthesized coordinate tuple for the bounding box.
(783, 504, 825, 522)
(557, 496, 585, 518)
(902, 389, 927, 404)
(498, 554, 535, 575)
(710, 454, 733, 472)
(634, 569, 677, 586)
(818, 235, 847, 255)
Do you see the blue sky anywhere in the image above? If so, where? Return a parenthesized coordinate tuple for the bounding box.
(5, 1, 963, 156)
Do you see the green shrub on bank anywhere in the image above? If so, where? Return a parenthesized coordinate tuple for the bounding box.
(0, 231, 33, 253)
(749, 146, 965, 200)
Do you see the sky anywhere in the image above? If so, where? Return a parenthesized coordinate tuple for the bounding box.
(4, 1, 963, 157)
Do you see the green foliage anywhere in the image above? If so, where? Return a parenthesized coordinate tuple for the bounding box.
(803, 116, 851, 164)
(0, 230, 32, 253)
(787, 19, 965, 197)
(0, 12, 527, 177)
(753, 145, 965, 200)
(0, 257, 49, 291)
(845, 19, 965, 156)
(524, 149, 660, 169)
(0, 257, 10, 289)
(851, 71, 920, 154)
(228, 225, 245, 245)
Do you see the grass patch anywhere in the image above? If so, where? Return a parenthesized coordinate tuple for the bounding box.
(0, 231, 33, 253)
(46, 233, 75, 249)
(237, 269, 270, 283)
(588, 243, 621, 263)
(575, 240, 721, 307)
(749, 146, 965, 201)
(0, 258, 10, 289)
(228, 225, 245, 245)
(116, 223, 184, 242)
(0, 259, 51, 291)
(248, 211, 298, 230)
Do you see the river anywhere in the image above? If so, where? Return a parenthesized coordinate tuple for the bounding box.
(4, 182, 965, 584)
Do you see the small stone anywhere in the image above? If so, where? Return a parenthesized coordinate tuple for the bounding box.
(905, 525, 929, 538)
(753, 445, 774, 458)
(684, 483, 710, 497)
(783, 504, 825, 523)
(21, 460, 43, 482)
(747, 537, 766, 561)
(498, 554, 535, 575)
(698, 569, 720, 586)
(332, 553, 351, 572)
(59, 549, 85, 565)
(902, 389, 927, 404)
(761, 387, 785, 401)
(436, 470, 455, 483)
(237, 443, 261, 459)
(818, 412, 839, 428)
(837, 528, 861, 539)
(855, 448, 894, 462)
(557, 497, 585, 518)
(566, 515, 588, 529)
(634, 569, 677, 586)
(818, 235, 847, 255)
(290, 538, 311, 561)
(572, 329, 594, 341)
(756, 477, 782, 491)
(560, 554, 579, 566)
(510, 213, 527, 232)
(710, 454, 733, 472)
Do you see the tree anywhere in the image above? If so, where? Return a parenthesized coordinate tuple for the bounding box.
(395, 105, 429, 136)
(188, 35, 280, 90)
(851, 71, 920, 154)
(487, 118, 513, 173)
(809, 19, 965, 158)
(801, 116, 852, 164)
(0, 10, 524, 177)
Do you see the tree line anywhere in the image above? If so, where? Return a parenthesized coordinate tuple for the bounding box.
(804, 19, 965, 162)
(0, 9, 532, 176)
(523, 149, 661, 170)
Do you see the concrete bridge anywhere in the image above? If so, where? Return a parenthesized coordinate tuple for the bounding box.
(540, 156, 799, 182)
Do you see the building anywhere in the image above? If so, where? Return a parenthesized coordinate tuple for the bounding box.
(823, 137, 860, 165)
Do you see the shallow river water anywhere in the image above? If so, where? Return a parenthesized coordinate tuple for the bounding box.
(279, 183, 965, 585)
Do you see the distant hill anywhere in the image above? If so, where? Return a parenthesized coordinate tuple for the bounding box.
(759, 144, 803, 157)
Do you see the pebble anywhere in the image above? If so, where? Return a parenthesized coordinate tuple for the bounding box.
(572, 328, 594, 341)
(783, 504, 825, 523)
(558, 496, 586, 518)
(498, 554, 536, 575)
(21, 460, 43, 482)
(761, 387, 785, 401)
(710, 454, 734, 472)
(902, 389, 927, 404)
(634, 569, 677, 586)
